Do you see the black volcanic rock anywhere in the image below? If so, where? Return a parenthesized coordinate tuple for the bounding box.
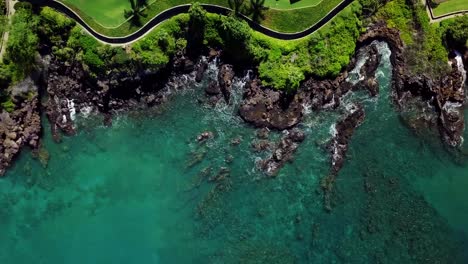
(218, 64, 235, 103)
(259, 128, 306, 177)
(239, 79, 303, 130)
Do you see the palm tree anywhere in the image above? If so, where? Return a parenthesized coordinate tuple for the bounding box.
(247, 0, 268, 23)
(124, 0, 148, 27)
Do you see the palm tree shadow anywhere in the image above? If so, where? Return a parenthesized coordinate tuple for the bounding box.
(246, 0, 269, 23)
(228, 0, 247, 16)
(124, 0, 149, 27)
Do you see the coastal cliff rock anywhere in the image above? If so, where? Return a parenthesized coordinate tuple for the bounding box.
(218, 64, 235, 103)
(395, 56, 465, 147)
(239, 79, 303, 130)
(359, 25, 466, 148)
(0, 78, 41, 176)
(44, 55, 204, 139)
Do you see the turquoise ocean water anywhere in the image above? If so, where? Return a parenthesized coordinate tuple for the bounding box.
(0, 42, 467, 263)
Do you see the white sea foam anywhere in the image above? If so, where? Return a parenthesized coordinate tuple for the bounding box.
(80, 105, 93, 118)
(454, 51, 466, 90)
(67, 99, 76, 121)
(347, 52, 367, 84)
(329, 124, 337, 137)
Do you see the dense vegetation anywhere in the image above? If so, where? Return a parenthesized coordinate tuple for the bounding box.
(0, 0, 6, 39)
(375, 0, 450, 76)
(188, 1, 362, 90)
(0, 7, 39, 111)
(0, 0, 467, 112)
(441, 15, 468, 49)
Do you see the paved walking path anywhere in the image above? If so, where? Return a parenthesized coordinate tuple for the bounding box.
(27, 0, 354, 45)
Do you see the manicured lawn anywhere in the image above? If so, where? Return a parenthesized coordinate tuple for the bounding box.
(57, 0, 344, 36)
(62, 0, 130, 27)
(261, 0, 343, 32)
(264, 0, 322, 10)
(433, 0, 468, 17)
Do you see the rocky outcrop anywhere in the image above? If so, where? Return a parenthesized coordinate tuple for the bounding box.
(44, 54, 207, 140)
(239, 79, 303, 130)
(395, 56, 465, 147)
(357, 25, 404, 70)
(322, 104, 365, 211)
(360, 24, 466, 148)
(329, 104, 365, 175)
(357, 45, 382, 96)
(0, 79, 41, 176)
(436, 61, 465, 147)
(218, 64, 235, 103)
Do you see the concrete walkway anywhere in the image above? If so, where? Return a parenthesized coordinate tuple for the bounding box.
(27, 0, 354, 46)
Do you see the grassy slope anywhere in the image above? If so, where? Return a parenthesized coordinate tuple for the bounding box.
(57, 0, 343, 36)
(433, 0, 468, 16)
(62, 0, 130, 27)
(264, 0, 322, 10)
(261, 0, 342, 32)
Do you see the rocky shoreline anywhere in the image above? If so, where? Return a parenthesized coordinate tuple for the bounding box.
(0, 78, 41, 176)
(0, 25, 466, 179)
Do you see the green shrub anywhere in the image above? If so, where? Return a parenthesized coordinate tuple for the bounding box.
(187, 3, 207, 56)
(1, 98, 15, 112)
(0, 63, 12, 88)
(376, 0, 413, 44)
(441, 15, 468, 49)
(5, 9, 39, 80)
(38, 7, 76, 47)
(67, 26, 105, 72)
(13, 2, 32, 11)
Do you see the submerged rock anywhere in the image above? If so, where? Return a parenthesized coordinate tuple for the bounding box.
(259, 128, 306, 177)
(197, 131, 214, 142)
(329, 104, 366, 175)
(322, 104, 366, 211)
(205, 81, 221, 95)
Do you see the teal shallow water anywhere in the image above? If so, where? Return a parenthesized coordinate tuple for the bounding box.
(0, 42, 467, 263)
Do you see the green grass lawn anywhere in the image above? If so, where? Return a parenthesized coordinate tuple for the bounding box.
(433, 0, 468, 17)
(264, 0, 322, 10)
(62, 0, 131, 27)
(56, 0, 344, 36)
(261, 0, 342, 32)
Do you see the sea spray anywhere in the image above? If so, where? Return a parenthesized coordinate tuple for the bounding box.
(347, 49, 368, 84)
(454, 51, 466, 89)
(67, 99, 76, 121)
